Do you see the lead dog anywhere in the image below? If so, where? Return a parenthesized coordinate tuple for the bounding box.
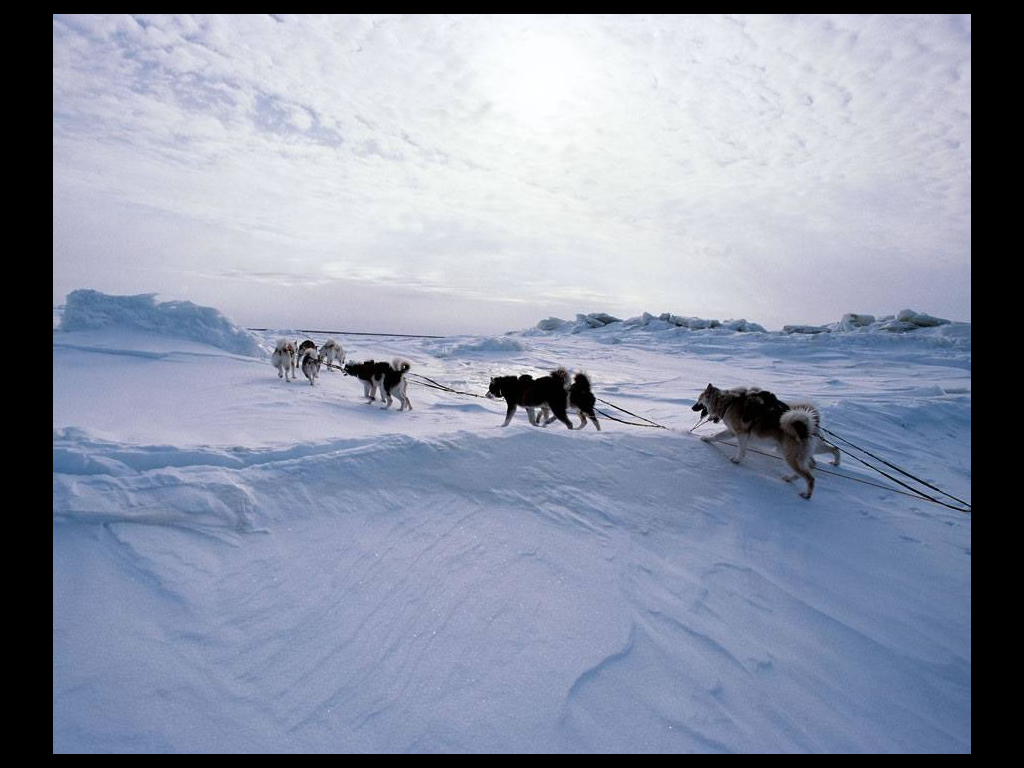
(271, 338, 297, 381)
(487, 368, 573, 428)
(693, 384, 839, 499)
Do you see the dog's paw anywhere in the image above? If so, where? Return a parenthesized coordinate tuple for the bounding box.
(701, 435, 713, 443)
(799, 491, 812, 500)
(730, 456, 741, 464)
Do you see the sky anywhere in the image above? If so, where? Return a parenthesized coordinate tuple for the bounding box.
(53, 14, 971, 335)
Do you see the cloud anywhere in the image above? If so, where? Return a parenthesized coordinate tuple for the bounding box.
(53, 14, 971, 331)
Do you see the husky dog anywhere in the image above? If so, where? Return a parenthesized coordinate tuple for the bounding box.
(319, 339, 345, 370)
(487, 368, 573, 428)
(299, 347, 321, 386)
(376, 358, 413, 411)
(693, 384, 839, 499)
(343, 359, 381, 402)
(297, 339, 317, 359)
(271, 338, 297, 381)
(542, 371, 601, 430)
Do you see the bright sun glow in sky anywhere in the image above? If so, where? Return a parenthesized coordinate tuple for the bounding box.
(494, 35, 593, 127)
(53, 14, 971, 334)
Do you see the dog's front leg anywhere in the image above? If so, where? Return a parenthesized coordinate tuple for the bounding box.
(701, 428, 733, 444)
(501, 404, 516, 427)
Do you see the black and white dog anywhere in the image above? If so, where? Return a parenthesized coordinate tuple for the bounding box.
(343, 359, 381, 402)
(377, 358, 413, 410)
(344, 358, 413, 410)
(298, 347, 321, 386)
(542, 371, 601, 430)
(487, 368, 573, 428)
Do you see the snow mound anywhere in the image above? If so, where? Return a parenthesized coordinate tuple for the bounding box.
(58, 289, 264, 357)
(429, 336, 527, 357)
(537, 317, 570, 331)
(785, 310, 956, 335)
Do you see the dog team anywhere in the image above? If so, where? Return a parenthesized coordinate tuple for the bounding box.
(271, 337, 839, 498)
(272, 337, 412, 410)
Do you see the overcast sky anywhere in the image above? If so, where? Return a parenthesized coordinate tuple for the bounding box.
(53, 14, 971, 334)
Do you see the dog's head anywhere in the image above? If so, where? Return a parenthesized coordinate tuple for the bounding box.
(692, 383, 720, 422)
(486, 377, 503, 399)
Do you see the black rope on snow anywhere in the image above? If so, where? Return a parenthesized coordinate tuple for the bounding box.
(819, 426, 971, 510)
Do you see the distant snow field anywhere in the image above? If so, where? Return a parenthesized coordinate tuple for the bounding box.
(53, 291, 971, 753)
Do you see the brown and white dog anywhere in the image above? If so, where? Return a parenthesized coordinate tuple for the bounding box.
(271, 338, 297, 381)
(319, 339, 345, 370)
(693, 384, 839, 499)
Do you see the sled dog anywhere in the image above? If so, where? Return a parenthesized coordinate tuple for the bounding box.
(271, 339, 297, 381)
(542, 371, 601, 430)
(299, 347, 321, 386)
(319, 339, 345, 369)
(376, 358, 413, 411)
(487, 368, 573, 428)
(343, 358, 412, 410)
(692, 384, 839, 499)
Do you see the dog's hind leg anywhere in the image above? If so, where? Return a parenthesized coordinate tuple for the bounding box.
(783, 447, 815, 499)
(549, 403, 574, 429)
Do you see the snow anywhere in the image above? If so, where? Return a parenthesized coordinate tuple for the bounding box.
(60, 289, 265, 358)
(53, 292, 971, 753)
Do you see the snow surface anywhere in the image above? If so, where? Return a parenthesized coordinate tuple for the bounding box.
(53, 294, 971, 753)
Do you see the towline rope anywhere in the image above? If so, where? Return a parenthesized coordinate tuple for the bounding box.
(701, 436, 971, 514)
(819, 427, 971, 511)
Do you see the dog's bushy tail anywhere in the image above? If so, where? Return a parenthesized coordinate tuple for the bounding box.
(392, 358, 412, 374)
(552, 367, 570, 387)
(573, 372, 592, 389)
(780, 403, 820, 441)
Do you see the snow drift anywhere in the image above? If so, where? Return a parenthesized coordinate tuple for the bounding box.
(59, 289, 264, 357)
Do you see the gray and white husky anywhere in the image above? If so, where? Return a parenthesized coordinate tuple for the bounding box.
(693, 384, 840, 499)
(299, 347, 321, 386)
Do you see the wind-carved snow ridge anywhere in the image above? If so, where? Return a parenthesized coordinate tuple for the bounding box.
(58, 289, 264, 357)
